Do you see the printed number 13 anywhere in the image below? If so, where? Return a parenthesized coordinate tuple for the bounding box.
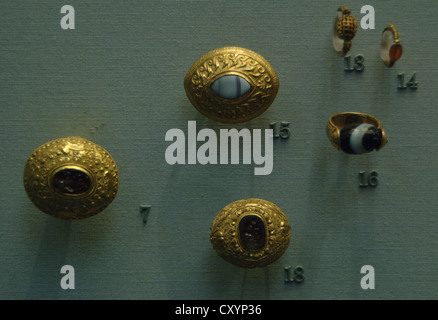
(344, 55, 365, 72)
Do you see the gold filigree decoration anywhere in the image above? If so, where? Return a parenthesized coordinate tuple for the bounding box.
(184, 47, 279, 123)
(210, 198, 291, 268)
(23, 137, 119, 220)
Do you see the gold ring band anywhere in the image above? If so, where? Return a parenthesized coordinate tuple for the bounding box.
(326, 112, 388, 154)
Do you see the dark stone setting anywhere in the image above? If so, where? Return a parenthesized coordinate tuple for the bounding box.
(52, 168, 92, 195)
(238, 214, 267, 251)
(362, 127, 383, 151)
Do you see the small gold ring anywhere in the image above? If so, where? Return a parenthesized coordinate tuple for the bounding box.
(332, 6, 358, 56)
(326, 112, 388, 154)
(210, 198, 291, 268)
(380, 24, 403, 67)
(23, 136, 119, 220)
(184, 47, 279, 123)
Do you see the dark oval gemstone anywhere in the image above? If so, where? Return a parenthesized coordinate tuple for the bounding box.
(52, 168, 92, 195)
(238, 215, 267, 251)
(210, 74, 252, 99)
(389, 43, 403, 62)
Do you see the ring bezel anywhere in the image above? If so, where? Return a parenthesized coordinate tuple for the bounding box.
(326, 112, 388, 152)
(184, 47, 279, 123)
(210, 198, 291, 268)
(23, 136, 119, 220)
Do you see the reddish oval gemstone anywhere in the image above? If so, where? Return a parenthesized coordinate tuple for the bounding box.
(238, 215, 267, 251)
(389, 43, 403, 62)
(52, 168, 92, 195)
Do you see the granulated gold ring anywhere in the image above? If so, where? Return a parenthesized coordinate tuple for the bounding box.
(23, 136, 119, 219)
(332, 6, 358, 56)
(210, 198, 291, 268)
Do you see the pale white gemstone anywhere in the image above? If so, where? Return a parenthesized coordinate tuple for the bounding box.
(380, 29, 395, 62)
(332, 10, 345, 53)
(349, 123, 374, 154)
(210, 75, 252, 99)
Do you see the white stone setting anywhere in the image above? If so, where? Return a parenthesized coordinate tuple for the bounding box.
(349, 123, 374, 154)
(210, 74, 252, 99)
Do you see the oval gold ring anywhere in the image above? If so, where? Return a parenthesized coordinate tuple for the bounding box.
(332, 6, 358, 57)
(326, 112, 388, 154)
(23, 136, 119, 219)
(184, 47, 279, 123)
(210, 198, 291, 268)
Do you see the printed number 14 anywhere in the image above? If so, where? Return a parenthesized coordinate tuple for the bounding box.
(398, 72, 418, 89)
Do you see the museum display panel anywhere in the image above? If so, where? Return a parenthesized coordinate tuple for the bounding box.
(0, 1, 436, 301)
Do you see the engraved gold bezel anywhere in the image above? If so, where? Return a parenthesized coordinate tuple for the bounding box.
(184, 47, 279, 123)
(210, 198, 291, 268)
(23, 137, 119, 220)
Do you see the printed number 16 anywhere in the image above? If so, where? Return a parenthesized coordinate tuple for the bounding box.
(359, 171, 378, 187)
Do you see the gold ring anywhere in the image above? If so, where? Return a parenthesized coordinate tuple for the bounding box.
(184, 47, 279, 123)
(326, 112, 388, 154)
(332, 6, 357, 56)
(23, 136, 119, 220)
(380, 24, 403, 67)
(210, 198, 291, 268)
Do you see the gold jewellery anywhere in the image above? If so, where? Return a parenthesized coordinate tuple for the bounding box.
(332, 6, 357, 56)
(210, 198, 291, 268)
(380, 24, 403, 67)
(326, 112, 388, 154)
(184, 47, 279, 123)
(23, 137, 119, 219)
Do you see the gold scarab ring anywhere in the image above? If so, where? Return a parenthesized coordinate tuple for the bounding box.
(210, 198, 291, 268)
(23, 136, 119, 219)
(332, 6, 358, 56)
(326, 112, 388, 154)
(380, 24, 403, 67)
(184, 47, 279, 123)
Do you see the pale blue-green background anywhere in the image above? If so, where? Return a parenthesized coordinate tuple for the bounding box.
(1, 0, 437, 299)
